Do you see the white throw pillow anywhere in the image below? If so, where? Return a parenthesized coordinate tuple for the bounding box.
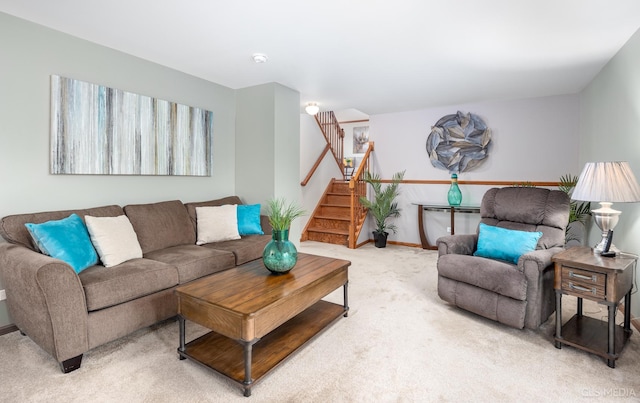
(195, 205, 241, 245)
(85, 215, 143, 267)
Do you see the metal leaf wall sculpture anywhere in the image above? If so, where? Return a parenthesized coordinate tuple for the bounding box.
(426, 111, 492, 174)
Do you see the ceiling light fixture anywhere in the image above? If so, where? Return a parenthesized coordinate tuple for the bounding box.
(252, 53, 268, 64)
(305, 103, 319, 115)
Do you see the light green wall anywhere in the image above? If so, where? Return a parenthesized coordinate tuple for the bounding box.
(235, 84, 277, 205)
(235, 83, 302, 243)
(274, 84, 303, 244)
(580, 27, 640, 316)
(0, 12, 238, 327)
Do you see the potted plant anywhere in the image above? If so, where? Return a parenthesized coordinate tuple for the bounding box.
(263, 197, 306, 274)
(559, 174, 591, 244)
(359, 170, 406, 248)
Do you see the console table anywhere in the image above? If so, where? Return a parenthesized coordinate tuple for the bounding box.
(552, 246, 636, 368)
(414, 203, 480, 250)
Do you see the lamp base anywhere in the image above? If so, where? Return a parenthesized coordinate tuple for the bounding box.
(593, 238, 620, 255)
(591, 202, 621, 255)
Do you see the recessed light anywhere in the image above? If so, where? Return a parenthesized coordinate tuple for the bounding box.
(252, 53, 268, 64)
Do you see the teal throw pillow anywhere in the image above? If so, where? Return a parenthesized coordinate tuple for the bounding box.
(473, 223, 542, 264)
(25, 213, 99, 273)
(237, 204, 264, 235)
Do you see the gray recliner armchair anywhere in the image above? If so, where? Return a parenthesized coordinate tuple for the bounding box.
(436, 187, 570, 329)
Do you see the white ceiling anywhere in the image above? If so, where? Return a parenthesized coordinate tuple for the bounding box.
(2, 1, 640, 116)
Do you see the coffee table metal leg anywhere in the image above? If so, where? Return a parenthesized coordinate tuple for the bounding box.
(241, 339, 257, 397)
(343, 281, 350, 317)
(178, 315, 186, 360)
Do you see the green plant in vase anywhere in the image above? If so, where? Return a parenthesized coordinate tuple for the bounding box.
(359, 170, 405, 248)
(262, 197, 306, 274)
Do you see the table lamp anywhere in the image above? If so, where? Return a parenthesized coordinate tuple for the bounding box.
(571, 161, 640, 254)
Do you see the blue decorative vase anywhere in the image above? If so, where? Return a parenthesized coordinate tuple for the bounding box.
(262, 229, 298, 274)
(448, 173, 462, 206)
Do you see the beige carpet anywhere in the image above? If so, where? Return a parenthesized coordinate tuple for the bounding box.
(1, 242, 639, 402)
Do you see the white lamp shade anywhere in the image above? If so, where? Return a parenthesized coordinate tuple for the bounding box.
(572, 161, 640, 202)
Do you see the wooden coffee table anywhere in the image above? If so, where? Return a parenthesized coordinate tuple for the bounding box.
(175, 253, 350, 397)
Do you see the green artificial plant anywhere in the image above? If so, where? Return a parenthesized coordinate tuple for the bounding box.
(558, 174, 591, 243)
(359, 170, 406, 234)
(266, 197, 306, 231)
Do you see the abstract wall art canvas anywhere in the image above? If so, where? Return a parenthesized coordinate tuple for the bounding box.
(50, 75, 213, 176)
(353, 126, 369, 154)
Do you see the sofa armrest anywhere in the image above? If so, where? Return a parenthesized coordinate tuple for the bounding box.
(519, 246, 564, 329)
(260, 215, 272, 235)
(0, 243, 89, 363)
(436, 234, 477, 257)
(517, 247, 560, 273)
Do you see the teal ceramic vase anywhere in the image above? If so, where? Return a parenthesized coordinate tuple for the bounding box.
(262, 229, 298, 274)
(447, 173, 462, 206)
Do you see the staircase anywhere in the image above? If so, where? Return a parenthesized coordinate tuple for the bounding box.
(301, 110, 374, 248)
(302, 180, 353, 246)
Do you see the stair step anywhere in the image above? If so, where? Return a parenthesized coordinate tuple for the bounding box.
(307, 226, 349, 235)
(315, 215, 350, 221)
(326, 194, 350, 205)
(306, 230, 349, 246)
(331, 183, 350, 190)
(311, 217, 350, 232)
(319, 206, 350, 218)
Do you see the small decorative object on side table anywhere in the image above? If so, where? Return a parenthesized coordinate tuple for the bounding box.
(552, 246, 636, 368)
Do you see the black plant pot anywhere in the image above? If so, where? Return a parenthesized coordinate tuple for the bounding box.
(373, 231, 389, 248)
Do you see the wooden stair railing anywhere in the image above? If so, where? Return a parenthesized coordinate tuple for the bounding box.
(301, 111, 345, 187)
(347, 141, 374, 248)
(316, 111, 345, 171)
(300, 143, 331, 186)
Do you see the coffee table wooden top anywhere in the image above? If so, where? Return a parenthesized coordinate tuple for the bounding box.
(176, 253, 350, 341)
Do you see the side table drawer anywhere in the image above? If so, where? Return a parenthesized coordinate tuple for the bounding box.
(561, 267, 606, 299)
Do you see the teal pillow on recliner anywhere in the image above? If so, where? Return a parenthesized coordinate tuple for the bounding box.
(473, 223, 542, 264)
(25, 213, 98, 273)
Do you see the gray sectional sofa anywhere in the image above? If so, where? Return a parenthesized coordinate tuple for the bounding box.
(0, 196, 271, 373)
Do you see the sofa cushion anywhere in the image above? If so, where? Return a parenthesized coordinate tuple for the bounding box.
(85, 215, 143, 267)
(203, 234, 271, 265)
(437, 254, 527, 301)
(237, 204, 264, 235)
(0, 205, 124, 251)
(473, 223, 542, 264)
(79, 258, 178, 311)
(25, 214, 98, 273)
(124, 200, 195, 254)
(144, 245, 236, 284)
(195, 205, 241, 244)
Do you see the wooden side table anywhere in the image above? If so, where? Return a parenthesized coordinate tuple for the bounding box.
(552, 246, 636, 368)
